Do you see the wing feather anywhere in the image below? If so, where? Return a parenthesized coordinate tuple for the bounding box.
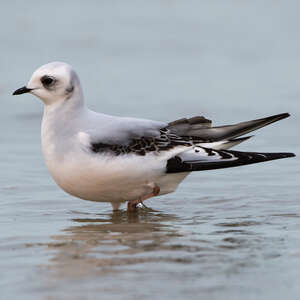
(168, 113, 290, 141)
(166, 147, 295, 173)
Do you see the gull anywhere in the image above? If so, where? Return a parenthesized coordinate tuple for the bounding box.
(13, 62, 295, 211)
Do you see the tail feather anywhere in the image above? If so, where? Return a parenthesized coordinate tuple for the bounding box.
(166, 147, 295, 173)
(183, 113, 290, 141)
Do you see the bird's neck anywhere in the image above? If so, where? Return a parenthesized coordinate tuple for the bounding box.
(41, 91, 87, 163)
(44, 85, 84, 114)
(42, 84, 87, 142)
(43, 97, 86, 136)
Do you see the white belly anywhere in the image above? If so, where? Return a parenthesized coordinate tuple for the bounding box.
(45, 150, 188, 203)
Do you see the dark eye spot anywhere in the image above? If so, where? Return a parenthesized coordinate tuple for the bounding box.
(41, 75, 56, 87)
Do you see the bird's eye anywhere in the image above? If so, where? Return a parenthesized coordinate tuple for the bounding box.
(41, 75, 55, 87)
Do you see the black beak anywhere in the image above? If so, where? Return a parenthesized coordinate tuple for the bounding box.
(12, 86, 32, 95)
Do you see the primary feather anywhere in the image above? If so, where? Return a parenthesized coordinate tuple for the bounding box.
(168, 113, 289, 141)
(167, 147, 294, 173)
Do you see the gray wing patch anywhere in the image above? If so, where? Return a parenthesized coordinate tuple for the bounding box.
(168, 116, 212, 136)
(168, 113, 290, 142)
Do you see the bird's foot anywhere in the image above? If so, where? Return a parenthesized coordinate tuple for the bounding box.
(127, 200, 139, 212)
(127, 184, 160, 212)
(138, 202, 148, 209)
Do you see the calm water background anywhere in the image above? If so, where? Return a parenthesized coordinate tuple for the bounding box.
(1, 1, 300, 299)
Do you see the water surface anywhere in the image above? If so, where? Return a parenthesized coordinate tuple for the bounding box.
(1, 1, 300, 299)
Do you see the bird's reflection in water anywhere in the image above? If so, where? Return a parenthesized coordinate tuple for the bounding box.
(47, 208, 182, 278)
(46, 205, 267, 280)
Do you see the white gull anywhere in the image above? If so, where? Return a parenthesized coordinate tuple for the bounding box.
(13, 62, 295, 211)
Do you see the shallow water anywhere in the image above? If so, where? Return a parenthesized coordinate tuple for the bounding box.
(1, 1, 300, 299)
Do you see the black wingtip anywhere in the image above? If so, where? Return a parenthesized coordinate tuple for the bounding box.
(282, 112, 290, 118)
(254, 113, 291, 127)
(278, 113, 291, 119)
(267, 152, 295, 160)
(281, 152, 295, 158)
(166, 150, 295, 173)
(242, 151, 295, 161)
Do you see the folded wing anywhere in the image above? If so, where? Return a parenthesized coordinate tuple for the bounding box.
(166, 147, 295, 173)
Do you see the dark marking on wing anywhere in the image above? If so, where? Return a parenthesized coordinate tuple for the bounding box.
(90, 129, 193, 156)
(166, 150, 295, 173)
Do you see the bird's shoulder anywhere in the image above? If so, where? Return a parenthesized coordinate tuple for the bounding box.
(77, 111, 196, 157)
(83, 110, 167, 145)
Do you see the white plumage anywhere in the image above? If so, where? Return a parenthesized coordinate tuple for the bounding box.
(13, 62, 295, 211)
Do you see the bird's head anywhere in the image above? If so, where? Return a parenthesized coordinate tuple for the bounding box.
(13, 62, 82, 106)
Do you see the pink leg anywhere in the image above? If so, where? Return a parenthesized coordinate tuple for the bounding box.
(111, 202, 121, 211)
(127, 184, 160, 212)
